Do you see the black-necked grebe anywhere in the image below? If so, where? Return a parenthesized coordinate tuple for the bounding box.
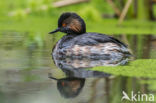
(49, 12, 131, 60)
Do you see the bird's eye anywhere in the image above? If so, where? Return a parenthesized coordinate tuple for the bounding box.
(62, 23, 66, 27)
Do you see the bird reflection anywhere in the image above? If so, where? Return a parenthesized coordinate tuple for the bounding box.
(49, 76, 85, 98)
(49, 54, 130, 98)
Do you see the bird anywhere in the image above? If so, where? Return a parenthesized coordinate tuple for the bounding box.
(49, 12, 131, 62)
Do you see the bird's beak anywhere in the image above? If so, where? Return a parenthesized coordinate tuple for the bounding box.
(49, 28, 60, 34)
(49, 76, 59, 80)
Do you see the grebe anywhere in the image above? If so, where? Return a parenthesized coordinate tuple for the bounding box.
(49, 12, 131, 60)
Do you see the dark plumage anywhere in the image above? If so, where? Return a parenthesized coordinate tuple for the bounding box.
(59, 33, 127, 48)
(49, 12, 131, 61)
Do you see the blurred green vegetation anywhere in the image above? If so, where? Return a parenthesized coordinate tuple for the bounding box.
(0, 0, 156, 35)
(0, 0, 156, 47)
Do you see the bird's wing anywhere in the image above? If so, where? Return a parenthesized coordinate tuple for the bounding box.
(73, 33, 127, 47)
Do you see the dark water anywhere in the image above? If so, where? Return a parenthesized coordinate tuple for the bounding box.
(0, 32, 156, 103)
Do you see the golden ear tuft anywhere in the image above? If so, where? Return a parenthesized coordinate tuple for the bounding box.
(69, 19, 81, 32)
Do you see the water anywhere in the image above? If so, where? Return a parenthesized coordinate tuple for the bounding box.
(0, 32, 156, 103)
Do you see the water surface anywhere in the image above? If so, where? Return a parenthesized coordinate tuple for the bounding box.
(0, 32, 156, 103)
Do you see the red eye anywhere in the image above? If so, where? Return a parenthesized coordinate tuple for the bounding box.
(62, 23, 66, 27)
